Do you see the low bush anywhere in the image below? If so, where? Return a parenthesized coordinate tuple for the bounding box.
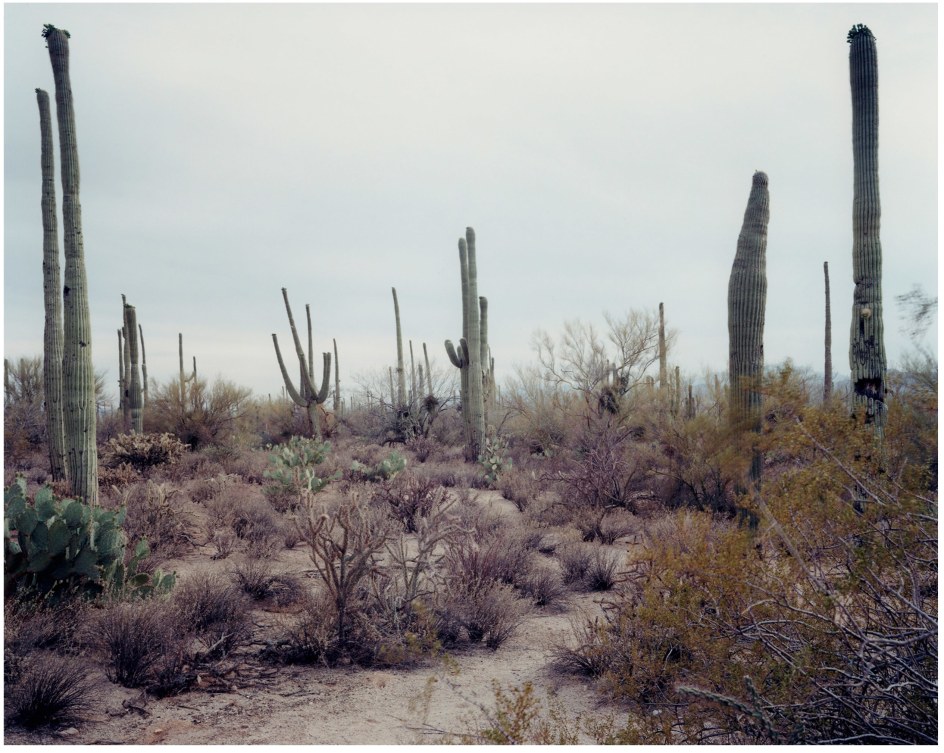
(5, 653, 95, 730)
(173, 572, 252, 658)
(372, 472, 449, 533)
(100, 432, 188, 473)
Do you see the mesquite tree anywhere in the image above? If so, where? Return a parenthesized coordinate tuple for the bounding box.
(847, 24, 887, 425)
(727, 171, 769, 487)
(272, 288, 331, 439)
(445, 227, 487, 459)
(44, 25, 97, 503)
(36, 87, 66, 481)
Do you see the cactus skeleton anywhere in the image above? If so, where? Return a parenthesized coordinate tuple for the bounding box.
(36, 88, 66, 482)
(727, 170, 770, 486)
(272, 287, 331, 439)
(847, 24, 887, 424)
(44, 25, 97, 503)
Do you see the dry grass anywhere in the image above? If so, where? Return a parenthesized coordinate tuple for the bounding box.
(5, 653, 96, 730)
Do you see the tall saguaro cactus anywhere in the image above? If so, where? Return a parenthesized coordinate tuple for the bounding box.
(727, 171, 770, 486)
(272, 288, 331, 439)
(36, 87, 66, 481)
(445, 227, 486, 459)
(332, 337, 341, 414)
(391, 287, 407, 408)
(658, 302, 667, 391)
(847, 24, 887, 424)
(122, 302, 143, 433)
(823, 261, 833, 402)
(44, 25, 97, 503)
(178, 333, 196, 403)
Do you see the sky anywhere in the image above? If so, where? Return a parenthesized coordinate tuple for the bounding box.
(3, 2, 938, 403)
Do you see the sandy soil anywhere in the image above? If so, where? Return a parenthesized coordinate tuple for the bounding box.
(5, 490, 631, 745)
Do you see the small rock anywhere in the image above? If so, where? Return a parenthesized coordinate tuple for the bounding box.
(60, 727, 79, 737)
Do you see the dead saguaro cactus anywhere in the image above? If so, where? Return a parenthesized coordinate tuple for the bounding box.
(727, 171, 769, 486)
(36, 87, 66, 481)
(272, 288, 331, 439)
(444, 227, 486, 459)
(847, 24, 887, 425)
(44, 24, 97, 503)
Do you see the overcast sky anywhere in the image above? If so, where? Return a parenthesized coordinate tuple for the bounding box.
(4, 2, 938, 403)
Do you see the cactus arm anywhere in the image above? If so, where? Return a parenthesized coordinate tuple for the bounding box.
(445, 339, 466, 368)
(272, 333, 306, 407)
(47, 27, 97, 503)
(280, 288, 318, 399)
(138, 323, 148, 408)
(423, 342, 433, 396)
(823, 261, 832, 402)
(315, 352, 331, 404)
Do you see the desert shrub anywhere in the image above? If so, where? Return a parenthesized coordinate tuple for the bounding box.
(3, 356, 46, 467)
(440, 579, 528, 650)
(100, 432, 188, 473)
(557, 543, 594, 587)
(120, 480, 194, 560)
(209, 527, 237, 560)
(551, 614, 613, 678)
(230, 558, 302, 605)
(173, 572, 252, 658)
(583, 547, 623, 591)
(405, 435, 436, 463)
(145, 377, 253, 451)
(98, 462, 141, 491)
(442, 531, 534, 593)
(220, 448, 270, 485)
(97, 599, 189, 689)
(517, 564, 568, 609)
(4, 591, 91, 662)
(495, 469, 538, 512)
(5, 653, 95, 730)
(372, 472, 449, 533)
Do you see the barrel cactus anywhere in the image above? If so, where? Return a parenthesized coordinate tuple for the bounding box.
(847, 24, 887, 424)
(727, 171, 769, 486)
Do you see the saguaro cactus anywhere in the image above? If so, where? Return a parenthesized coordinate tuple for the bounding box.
(847, 24, 887, 424)
(823, 261, 833, 402)
(391, 287, 407, 408)
(445, 227, 486, 459)
(122, 302, 143, 433)
(332, 337, 341, 414)
(658, 302, 667, 391)
(178, 333, 196, 404)
(727, 171, 770, 486)
(44, 25, 97, 503)
(36, 87, 66, 481)
(139, 323, 148, 409)
(272, 288, 331, 439)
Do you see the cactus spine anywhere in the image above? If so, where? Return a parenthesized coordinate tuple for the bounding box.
(37, 88, 66, 482)
(122, 302, 143, 433)
(727, 171, 769, 487)
(272, 288, 331, 439)
(823, 261, 833, 402)
(44, 25, 97, 503)
(445, 227, 486, 459)
(847, 24, 887, 424)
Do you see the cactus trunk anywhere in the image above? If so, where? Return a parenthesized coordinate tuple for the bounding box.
(46, 26, 97, 503)
(823, 261, 833, 402)
(658, 302, 667, 391)
(333, 337, 340, 414)
(392, 287, 407, 408)
(847, 25, 887, 424)
(37, 88, 67, 482)
(727, 171, 769, 487)
(122, 303, 143, 433)
(139, 323, 148, 409)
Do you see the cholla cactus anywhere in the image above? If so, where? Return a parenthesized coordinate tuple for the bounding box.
(847, 24, 887, 424)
